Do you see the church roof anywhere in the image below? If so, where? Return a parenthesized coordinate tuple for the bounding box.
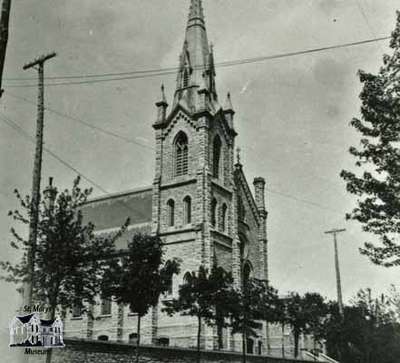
(40, 319, 55, 327)
(16, 314, 34, 324)
(82, 186, 153, 231)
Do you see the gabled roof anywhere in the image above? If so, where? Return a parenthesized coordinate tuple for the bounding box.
(234, 165, 260, 225)
(82, 186, 153, 231)
(16, 314, 34, 324)
(40, 319, 55, 327)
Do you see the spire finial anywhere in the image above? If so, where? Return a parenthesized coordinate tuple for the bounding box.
(161, 84, 167, 103)
(224, 92, 234, 111)
(188, 0, 204, 23)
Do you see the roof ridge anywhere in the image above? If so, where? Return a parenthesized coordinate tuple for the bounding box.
(85, 185, 152, 205)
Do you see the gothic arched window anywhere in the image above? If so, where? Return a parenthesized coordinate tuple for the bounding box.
(221, 203, 228, 232)
(213, 135, 222, 178)
(175, 132, 189, 177)
(211, 198, 217, 227)
(183, 196, 192, 224)
(167, 199, 175, 227)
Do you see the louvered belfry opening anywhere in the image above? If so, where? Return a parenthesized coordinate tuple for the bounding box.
(175, 132, 189, 176)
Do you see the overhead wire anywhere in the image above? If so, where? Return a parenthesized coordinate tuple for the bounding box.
(0, 111, 346, 217)
(6, 92, 155, 151)
(0, 112, 148, 219)
(3, 36, 390, 88)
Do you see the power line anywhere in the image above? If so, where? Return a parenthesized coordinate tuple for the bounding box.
(6, 92, 155, 151)
(0, 112, 344, 217)
(0, 113, 107, 193)
(3, 36, 390, 88)
(0, 113, 144, 219)
(266, 187, 343, 215)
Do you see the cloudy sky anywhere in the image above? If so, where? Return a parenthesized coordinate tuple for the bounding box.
(0, 0, 399, 359)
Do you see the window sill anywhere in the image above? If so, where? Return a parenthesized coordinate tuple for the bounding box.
(97, 314, 112, 319)
(70, 316, 83, 321)
(127, 312, 138, 317)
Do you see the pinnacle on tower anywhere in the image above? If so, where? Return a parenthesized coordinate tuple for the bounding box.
(155, 84, 168, 125)
(224, 92, 234, 113)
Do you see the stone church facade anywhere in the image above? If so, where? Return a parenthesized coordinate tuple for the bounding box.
(64, 0, 274, 355)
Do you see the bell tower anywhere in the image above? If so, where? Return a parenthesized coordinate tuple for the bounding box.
(152, 0, 237, 276)
(148, 0, 268, 352)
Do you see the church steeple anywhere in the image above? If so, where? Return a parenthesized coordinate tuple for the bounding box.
(173, 0, 218, 113)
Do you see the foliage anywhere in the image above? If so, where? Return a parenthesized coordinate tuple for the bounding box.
(324, 290, 400, 363)
(1, 177, 127, 317)
(285, 292, 327, 358)
(163, 265, 236, 362)
(230, 278, 278, 338)
(340, 11, 400, 267)
(105, 233, 180, 316)
(104, 233, 180, 363)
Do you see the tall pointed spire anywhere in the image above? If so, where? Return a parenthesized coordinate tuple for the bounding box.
(188, 0, 205, 26)
(172, 0, 218, 114)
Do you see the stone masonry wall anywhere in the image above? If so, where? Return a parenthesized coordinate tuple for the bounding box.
(29, 338, 314, 363)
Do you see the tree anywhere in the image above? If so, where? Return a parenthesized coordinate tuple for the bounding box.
(274, 298, 289, 358)
(324, 291, 400, 363)
(229, 278, 268, 363)
(302, 293, 328, 356)
(163, 265, 237, 363)
(285, 292, 327, 358)
(340, 11, 400, 267)
(1, 177, 127, 363)
(257, 282, 280, 355)
(104, 233, 180, 363)
(207, 266, 238, 350)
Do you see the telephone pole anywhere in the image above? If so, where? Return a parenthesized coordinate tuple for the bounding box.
(22, 52, 56, 306)
(324, 228, 346, 316)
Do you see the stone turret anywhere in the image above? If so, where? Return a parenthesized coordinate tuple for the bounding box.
(253, 177, 268, 281)
(223, 92, 235, 129)
(155, 84, 168, 125)
(43, 177, 57, 210)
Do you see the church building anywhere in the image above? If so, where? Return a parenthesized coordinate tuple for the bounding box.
(64, 0, 272, 354)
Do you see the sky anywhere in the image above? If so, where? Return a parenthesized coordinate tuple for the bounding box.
(0, 0, 399, 360)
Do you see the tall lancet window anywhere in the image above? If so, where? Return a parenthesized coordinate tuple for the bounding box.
(213, 135, 222, 178)
(211, 198, 217, 227)
(183, 196, 192, 224)
(221, 203, 227, 232)
(167, 199, 175, 227)
(175, 132, 189, 177)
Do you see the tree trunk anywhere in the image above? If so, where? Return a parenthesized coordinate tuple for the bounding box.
(45, 306, 56, 363)
(242, 332, 247, 363)
(136, 315, 141, 363)
(266, 322, 270, 355)
(197, 316, 201, 363)
(294, 330, 300, 358)
(281, 323, 285, 358)
(217, 322, 223, 350)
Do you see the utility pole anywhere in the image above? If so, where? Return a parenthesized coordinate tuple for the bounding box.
(22, 52, 56, 306)
(324, 228, 346, 316)
(0, 0, 11, 96)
